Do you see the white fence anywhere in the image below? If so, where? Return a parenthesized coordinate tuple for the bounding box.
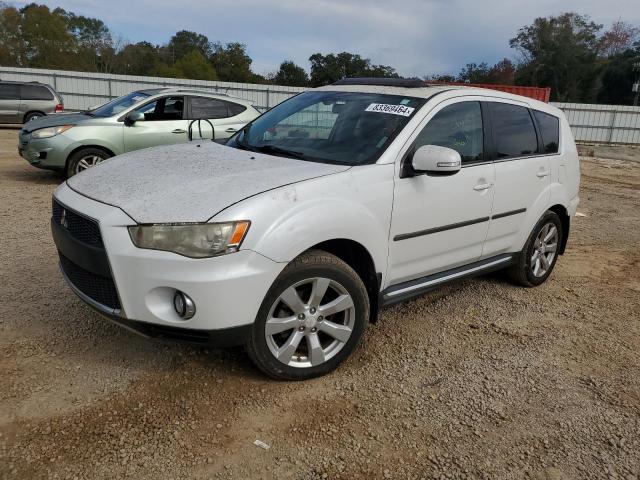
(2, 66, 639, 145)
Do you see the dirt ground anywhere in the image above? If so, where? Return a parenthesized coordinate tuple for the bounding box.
(0, 127, 638, 480)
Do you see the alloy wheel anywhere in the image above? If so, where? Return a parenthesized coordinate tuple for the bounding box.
(75, 155, 104, 173)
(531, 222, 559, 277)
(265, 277, 356, 368)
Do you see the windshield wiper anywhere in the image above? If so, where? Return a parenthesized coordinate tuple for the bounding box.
(252, 145, 308, 160)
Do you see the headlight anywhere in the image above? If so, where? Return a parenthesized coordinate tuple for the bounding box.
(128, 221, 250, 258)
(31, 125, 74, 139)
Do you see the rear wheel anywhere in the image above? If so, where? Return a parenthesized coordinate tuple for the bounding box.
(66, 148, 111, 177)
(246, 250, 369, 380)
(508, 211, 562, 287)
(24, 111, 45, 122)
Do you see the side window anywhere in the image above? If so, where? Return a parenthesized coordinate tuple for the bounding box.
(136, 96, 184, 121)
(412, 102, 484, 164)
(227, 101, 247, 116)
(533, 110, 560, 154)
(189, 97, 229, 119)
(20, 85, 54, 101)
(490, 103, 539, 159)
(0, 83, 20, 100)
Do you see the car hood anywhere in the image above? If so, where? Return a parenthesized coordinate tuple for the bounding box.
(66, 142, 351, 223)
(22, 112, 93, 133)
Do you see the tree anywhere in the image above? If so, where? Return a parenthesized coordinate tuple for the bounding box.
(597, 44, 640, 104)
(510, 12, 602, 102)
(600, 21, 639, 57)
(273, 60, 309, 86)
(308, 52, 398, 86)
(0, 4, 23, 66)
(209, 42, 256, 82)
(166, 30, 211, 63)
(456, 59, 515, 84)
(116, 41, 159, 76)
(171, 50, 218, 80)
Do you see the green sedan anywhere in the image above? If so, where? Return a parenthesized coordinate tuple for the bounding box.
(18, 87, 261, 177)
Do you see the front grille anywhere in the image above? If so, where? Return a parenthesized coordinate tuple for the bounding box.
(59, 254, 121, 310)
(52, 199, 104, 248)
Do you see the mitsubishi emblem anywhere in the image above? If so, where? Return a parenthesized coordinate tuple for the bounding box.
(60, 209, 68, 229)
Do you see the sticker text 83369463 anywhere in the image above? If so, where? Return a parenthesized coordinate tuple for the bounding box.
(365, 103, 415, 117)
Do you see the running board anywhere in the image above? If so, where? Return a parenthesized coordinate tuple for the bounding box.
(380, 254, 516, 307)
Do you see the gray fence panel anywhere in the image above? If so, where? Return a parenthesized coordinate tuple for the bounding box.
(2, 67, 639, 144)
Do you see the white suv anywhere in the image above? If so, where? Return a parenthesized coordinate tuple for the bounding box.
(51, 78, 580, 380)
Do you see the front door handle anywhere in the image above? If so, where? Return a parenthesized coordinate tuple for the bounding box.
(225, 128, 238, 133)
(172, 129, 187, 134)
(537, 170, 550, 178)
(473, 183, 493, 191)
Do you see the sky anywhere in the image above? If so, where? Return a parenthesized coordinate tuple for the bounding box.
(11, 0, 640, 77)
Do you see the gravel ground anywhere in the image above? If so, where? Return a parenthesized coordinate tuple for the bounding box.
(0, 128, 639, 480)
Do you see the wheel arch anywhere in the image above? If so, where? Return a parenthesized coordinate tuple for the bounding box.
(548, 204, 570, 255)
(303, 238, 381, 323)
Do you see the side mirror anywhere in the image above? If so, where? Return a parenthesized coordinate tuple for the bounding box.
(411, 145, 462, 176)
(125, 111, 144, 125)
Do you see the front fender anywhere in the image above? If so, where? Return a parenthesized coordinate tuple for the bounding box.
(213, 164, 395, 282)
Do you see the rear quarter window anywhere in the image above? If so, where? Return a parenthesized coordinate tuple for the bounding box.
(490, 102, 539, 159)
(20, 84, 54, 101)
(533, 110, 560, 154)
(227, 102, 247, 116)
(189, 97, 229, 119)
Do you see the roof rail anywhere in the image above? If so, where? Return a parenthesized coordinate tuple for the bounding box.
(332, 77, 427, 88)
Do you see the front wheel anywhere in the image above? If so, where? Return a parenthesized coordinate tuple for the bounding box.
(66, 148, 111, 177)
(508, 211, 563, 287)
(246, 250, 369, 380)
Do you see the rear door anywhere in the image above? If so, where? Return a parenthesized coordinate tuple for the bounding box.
(19, 84, 55, 118)
(186, 96, 249, 141)
(482, 101, 551, 256)
(123, 96, 189, 152)
(0, 83, 21, 123)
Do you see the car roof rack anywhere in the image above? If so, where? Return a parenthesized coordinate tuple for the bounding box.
(332, 77, 427, 88)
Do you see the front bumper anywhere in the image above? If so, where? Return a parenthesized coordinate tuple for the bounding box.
(19, 129, 73, 170)
(52, 183, 284, 346)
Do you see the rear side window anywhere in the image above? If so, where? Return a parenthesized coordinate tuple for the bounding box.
(189, 97, 229, 119)
(20, 84, 54, 101)
(412, 101, 484, 164)
(533, 110, 560, 154)
(0, 83, 20, 100)
(490, 103, 538, 159)
(228, 102, 247, 116)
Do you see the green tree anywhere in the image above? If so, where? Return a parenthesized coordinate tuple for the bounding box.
(273, 60, 309, 86)
(510, 12, 602, 102)
(457, 58, 515, 84)
(308, 52, 398, 86)
(116, 41, 159, 75)
(597, 44, 640, 105)
(0, 4, 23, 66)
(172, 50, 218, 80)
(166, 30, 211, 63)
(209, 42, 255, 82)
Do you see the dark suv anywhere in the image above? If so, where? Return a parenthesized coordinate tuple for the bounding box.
(0, 81, 64, 123)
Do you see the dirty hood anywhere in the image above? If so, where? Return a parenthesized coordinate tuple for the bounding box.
(66, 142, 350, 223)
(22, 113, 93, 133)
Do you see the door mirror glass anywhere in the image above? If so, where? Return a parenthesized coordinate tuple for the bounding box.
(412, 145, 462, 175)
(126, 111, 145, 124)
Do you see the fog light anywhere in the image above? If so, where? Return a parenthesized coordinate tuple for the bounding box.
(173, 291, 196, 319)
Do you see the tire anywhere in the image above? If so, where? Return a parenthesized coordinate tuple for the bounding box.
(24, 111, 45, 123)
(66, 148, 111, 178)
(246, 249, 369, 380)
(508, 211, 563, 287)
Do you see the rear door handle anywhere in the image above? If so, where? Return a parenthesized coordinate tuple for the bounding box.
(537, 170, 550, 178)
(172, 129, 187, 134)
(473, 183, 493, 191)
(225, 128, 238, 133)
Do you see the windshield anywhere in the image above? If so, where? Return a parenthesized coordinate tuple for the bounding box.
(90, 91, 151, 118)
(227, 91, 425, 165)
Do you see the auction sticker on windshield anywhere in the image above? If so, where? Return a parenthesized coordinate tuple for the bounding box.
(365, 103, 415, 116)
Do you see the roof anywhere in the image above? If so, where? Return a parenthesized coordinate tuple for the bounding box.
(138, 87, 253, 105)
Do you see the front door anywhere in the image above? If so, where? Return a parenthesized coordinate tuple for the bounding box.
(387, 99, 495, 285)
(123, 96, 189, 152)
